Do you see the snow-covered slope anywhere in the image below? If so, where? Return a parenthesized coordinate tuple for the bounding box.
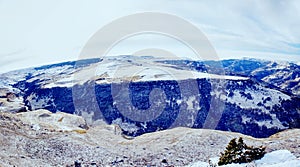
(0, 56, 299, 138)
(187, 150, 300, 167)
(1, 109, 300, 166)
(252, 62, 300, 96)
(203, 59, 300, 96)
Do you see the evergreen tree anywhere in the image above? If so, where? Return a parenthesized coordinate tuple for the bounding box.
(218, 137, 266, 166)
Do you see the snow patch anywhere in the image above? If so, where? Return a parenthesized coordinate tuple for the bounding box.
(186, 150, 300, 167)
(227, 85, 290, 111)
(112, 118, 139, 134)
(186, 96, 196, 110)
(27, 94, 55, 110)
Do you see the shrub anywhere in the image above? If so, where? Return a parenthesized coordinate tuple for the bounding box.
(218, 137, 266, 166)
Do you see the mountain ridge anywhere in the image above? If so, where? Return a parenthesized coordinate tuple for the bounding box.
(0, 56, 299, 138)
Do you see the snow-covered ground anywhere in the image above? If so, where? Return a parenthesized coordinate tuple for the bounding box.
(186, 150, 300, 167)
(42, 55, 248, 88)
(1, 109, 300, 166)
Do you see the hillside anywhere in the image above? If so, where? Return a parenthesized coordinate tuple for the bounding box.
(0, 56, 299, 138)
(0, 109, 299, 166)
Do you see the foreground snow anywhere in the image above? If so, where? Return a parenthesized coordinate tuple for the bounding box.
(0, 109, 300, 166)
(187, 150, 300, 167)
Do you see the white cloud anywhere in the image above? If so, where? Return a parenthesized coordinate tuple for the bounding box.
(0, 0, 300, 73)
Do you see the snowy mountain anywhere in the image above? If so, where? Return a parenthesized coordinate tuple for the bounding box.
(205, 59, 300, 96)
(0, 55, 299, 138)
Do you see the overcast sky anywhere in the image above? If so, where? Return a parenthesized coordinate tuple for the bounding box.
(1, 0, 300, 73)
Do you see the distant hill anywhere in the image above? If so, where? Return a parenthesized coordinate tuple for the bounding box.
(0, 56, 299, 138)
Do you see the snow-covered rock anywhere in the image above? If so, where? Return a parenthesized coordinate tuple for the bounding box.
(0, 89, 26, 113)
(0, 109, 300, 166)
(16, 109, 88, 132)
(255, 150, 300, 167)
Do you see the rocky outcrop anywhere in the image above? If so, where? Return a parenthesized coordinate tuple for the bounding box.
(0, 110, 299, 166)
(0, 88, 26, 113)
(16, 109, 88, 132)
